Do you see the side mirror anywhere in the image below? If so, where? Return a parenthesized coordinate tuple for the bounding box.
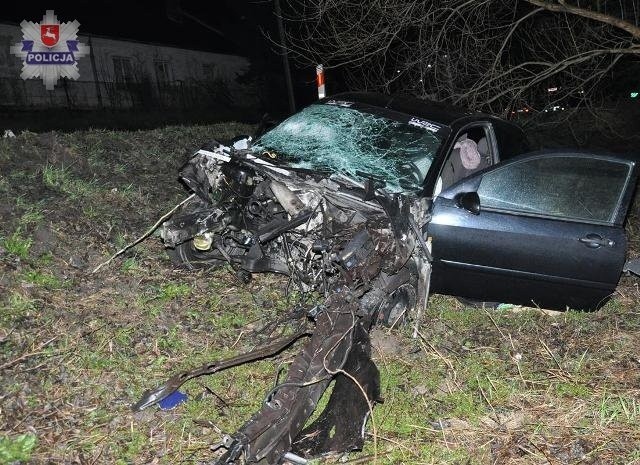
(456, 191, 481, 215)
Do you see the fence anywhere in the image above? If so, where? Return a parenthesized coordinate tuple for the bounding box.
(0, 76, 246, 110)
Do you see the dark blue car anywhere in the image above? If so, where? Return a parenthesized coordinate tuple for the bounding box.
(146, 92, 640, 464)
(163, 92, 639, 311)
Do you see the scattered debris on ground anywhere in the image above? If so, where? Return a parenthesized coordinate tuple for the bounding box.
(1, 127, 639, 464)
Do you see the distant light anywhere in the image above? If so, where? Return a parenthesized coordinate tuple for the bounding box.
(578, 90, 585, 94)
(632, 92, 639, 98)
(547, 87, 558, 92)
(396, 70, 401, 73)
(419, 79, 423, 82)
(427, 64, 432, 69)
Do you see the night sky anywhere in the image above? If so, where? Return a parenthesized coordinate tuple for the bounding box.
(1, 1, 272, 56)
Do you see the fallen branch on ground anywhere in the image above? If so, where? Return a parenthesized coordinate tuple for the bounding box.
(91, 193, 196, 273)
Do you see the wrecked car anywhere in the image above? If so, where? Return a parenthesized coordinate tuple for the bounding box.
(134, 92, 639, 464)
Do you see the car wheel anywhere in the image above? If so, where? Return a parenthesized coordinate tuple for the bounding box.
(380, 283, 417, 328)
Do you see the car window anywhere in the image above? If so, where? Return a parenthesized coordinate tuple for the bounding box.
(252, 103, 444, 193)
(477, 156, 631, 223)
(437, 125, 493, 195)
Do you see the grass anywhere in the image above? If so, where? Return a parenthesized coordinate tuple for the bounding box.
(0, 125, 638, 464)
(42, 164, 98, 200)
(1, 228, 32, 259)
(0, 434, 37, 463)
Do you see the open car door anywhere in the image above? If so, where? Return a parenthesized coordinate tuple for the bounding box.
(427, 151, 639, 310)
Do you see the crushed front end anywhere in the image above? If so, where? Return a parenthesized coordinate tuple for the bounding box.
(136, 139, 433, 464)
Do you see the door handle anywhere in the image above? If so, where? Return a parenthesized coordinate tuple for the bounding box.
(579, 234, 615, 248)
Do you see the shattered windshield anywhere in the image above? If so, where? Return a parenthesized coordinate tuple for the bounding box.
(252, 103, 444, 193)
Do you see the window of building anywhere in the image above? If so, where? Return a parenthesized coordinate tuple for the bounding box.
(154, 60, 171, 84)
(0, 35, 15, 68)
(202, 63, 217, 79)
(113, 56, 133, 82)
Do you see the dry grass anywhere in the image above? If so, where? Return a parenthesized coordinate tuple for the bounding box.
(0, 127, 639, 464)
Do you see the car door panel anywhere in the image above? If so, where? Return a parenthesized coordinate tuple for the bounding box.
(428, 196, 626, 309)
(427, 151, 638, 311)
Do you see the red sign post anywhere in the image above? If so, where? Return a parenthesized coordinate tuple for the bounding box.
(316, 64, 326, 99)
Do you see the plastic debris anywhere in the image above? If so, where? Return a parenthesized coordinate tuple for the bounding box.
(158, 390, 188, 410)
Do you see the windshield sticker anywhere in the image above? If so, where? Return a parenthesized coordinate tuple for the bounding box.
(408, 117, 442, 133)
(325, 99, 353, 108)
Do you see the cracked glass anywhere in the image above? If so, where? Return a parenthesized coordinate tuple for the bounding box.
(253, 104, 444, 193)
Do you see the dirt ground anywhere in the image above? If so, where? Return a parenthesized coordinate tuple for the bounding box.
(0, 126, 639, 464)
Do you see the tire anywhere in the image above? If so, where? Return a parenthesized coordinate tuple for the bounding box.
(380, 283, 417, 328)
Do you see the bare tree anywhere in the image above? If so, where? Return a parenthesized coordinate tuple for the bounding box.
(281, 0, 640, 121)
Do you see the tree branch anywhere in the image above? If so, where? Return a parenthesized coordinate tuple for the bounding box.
(525, 0, 640, 39)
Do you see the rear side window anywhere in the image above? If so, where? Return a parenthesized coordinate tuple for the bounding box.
(477, 156, 631, 223)
(493, 123, 529, 159)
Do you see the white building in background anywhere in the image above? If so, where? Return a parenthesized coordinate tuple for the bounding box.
(0, 22, 252, 108)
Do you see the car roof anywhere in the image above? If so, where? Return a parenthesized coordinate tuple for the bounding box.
(519, 148, 640, 165)
(329, 91, 495, 127)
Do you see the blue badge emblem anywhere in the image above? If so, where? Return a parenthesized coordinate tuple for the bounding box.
(10, 10, 89, 90)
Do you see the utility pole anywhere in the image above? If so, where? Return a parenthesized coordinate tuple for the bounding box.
(274, 0, 296, 114)
(88, 37, 103, 108)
